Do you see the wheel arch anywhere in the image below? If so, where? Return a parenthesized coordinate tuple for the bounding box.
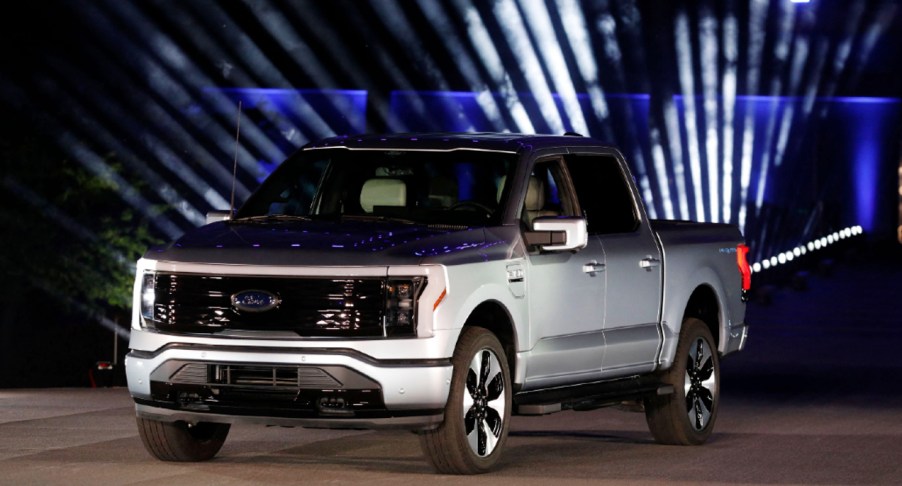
(462, 300, 518, 388)
(682, 284, 721, 349)
(659, 264, 732, 369)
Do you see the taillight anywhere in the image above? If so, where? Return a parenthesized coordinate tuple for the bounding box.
(736, 244, 751, 301)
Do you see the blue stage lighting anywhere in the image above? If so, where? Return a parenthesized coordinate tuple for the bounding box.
(492, 0, 565, 134)
(832, 97, 902, 233)
(416, 0, 508, 132)
(212, 88, 368, 178)
(519, 0, 589, 135)
(661, 98, 690, 220)
(558, 0, 610, 125)
(449, 0, 534, 133)
(722, 7, 739, 225)
(699, 4, 721, 223)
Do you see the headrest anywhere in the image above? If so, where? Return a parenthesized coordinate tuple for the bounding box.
(525, 176, 545, 211)
(360, 178, 407, 213)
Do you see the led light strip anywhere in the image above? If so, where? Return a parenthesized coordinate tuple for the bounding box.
(750, 226, 864, 273)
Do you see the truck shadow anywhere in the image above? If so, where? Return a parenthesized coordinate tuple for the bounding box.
(509, 429, 654, 444)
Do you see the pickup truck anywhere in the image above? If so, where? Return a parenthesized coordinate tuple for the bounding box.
(126, 133, 750, 474)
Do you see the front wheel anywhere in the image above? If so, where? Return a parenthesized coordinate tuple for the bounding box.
(136, 417, 230, 461)
(419, 327, 512, 474)
(644, 317, 720, 445)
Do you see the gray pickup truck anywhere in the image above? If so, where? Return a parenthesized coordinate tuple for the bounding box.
(126, 133, 750, 474)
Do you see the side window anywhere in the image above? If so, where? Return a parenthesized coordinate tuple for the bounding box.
(564, 155, 639, 234)
(523, 159, 578, 226)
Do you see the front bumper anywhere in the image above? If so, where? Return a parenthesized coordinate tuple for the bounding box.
(134, 402, 444, 429)
(126, 339, 453, 429)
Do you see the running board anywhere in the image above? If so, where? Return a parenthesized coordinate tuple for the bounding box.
(514, 376, 674, 416)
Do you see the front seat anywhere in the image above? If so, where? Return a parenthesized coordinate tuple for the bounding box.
(359, 178, 407, 213)
(524, 176, 558, 224)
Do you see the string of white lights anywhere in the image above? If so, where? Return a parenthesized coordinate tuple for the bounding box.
(750, 226, 864, 274)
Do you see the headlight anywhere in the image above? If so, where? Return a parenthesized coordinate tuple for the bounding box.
(384, 277, 425, 336)
(140, 272, 157, 327)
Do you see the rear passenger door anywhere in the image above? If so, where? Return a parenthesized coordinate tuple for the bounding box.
(565, 153, 663, 376)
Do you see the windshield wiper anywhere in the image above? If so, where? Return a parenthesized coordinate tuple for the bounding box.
(340, 214, 417, 225)
(229, 214, 312, 224)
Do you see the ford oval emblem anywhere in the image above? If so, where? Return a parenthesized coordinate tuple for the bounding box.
(231, 289, 281, 313)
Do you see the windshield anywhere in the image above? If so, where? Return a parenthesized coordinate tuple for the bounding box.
(236, 148, 515, 227)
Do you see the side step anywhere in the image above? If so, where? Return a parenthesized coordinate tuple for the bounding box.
(514, 376, 674, 416)
(517, 403, 563, 415)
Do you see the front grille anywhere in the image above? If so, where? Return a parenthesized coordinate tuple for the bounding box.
(212, 365, 342, 389)
(146, 274, 389, 337)
(166, 363, 344, 389)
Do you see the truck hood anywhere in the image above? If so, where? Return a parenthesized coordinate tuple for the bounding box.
(145, 220, 520, 267)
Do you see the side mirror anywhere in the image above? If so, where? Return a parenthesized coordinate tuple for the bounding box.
(205, 210, 234, 225)
(525, 217, 588, 252)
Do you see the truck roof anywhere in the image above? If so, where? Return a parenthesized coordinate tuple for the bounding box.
(303, 132, 616, 154)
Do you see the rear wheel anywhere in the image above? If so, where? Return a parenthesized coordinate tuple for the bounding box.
(419, 327, 511, 474)
(136, 417, 230, 461)
(644, 318, 720, 445)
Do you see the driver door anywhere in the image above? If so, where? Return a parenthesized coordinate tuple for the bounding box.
(523, 158, 607, 389)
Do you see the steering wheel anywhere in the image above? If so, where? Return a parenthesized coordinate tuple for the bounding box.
(448, 201, 492, 216)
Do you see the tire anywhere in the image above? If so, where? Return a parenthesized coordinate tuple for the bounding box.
(136, 417, 230, 461)
(644, 317, 720, 445)
(419, 327, 512, 474)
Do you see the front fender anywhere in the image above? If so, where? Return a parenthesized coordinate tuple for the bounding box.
(433, 259, 527, 368)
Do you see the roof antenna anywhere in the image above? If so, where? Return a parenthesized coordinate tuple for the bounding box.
(229, 100, 242, 219)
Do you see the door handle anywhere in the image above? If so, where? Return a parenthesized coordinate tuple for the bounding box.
(583, 261, 605, 274)
(639, 256, 661, 270)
